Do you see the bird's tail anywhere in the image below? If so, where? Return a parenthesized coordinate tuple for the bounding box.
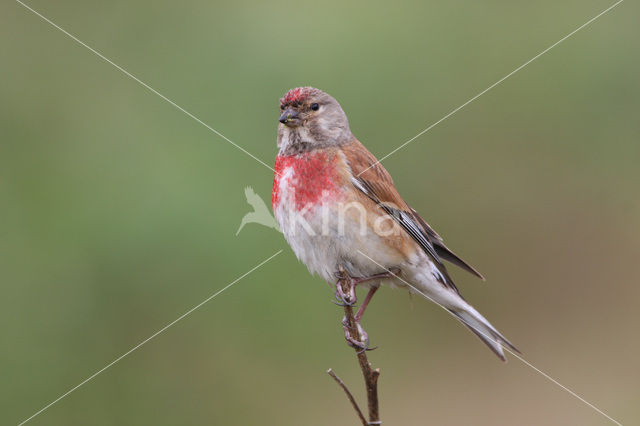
(448, 304, 519, 361)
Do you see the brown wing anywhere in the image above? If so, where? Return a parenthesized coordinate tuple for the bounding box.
(342, 139, 484, 290)
(408, 207, 484, 280)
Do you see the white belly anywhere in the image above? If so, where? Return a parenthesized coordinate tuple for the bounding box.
(274, 167, 405, 283)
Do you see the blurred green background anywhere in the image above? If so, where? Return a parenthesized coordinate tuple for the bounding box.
(2, 0, 639, 424)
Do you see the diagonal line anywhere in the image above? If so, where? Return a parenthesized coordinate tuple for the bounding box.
(15, 0, 275, 173)
(358, 0, 624, 177)
(356, 249, 623, 426)
(14, 0, 624, 424)
(17, 250, 283, 426)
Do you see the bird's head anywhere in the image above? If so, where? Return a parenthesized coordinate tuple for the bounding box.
(277, 87, 352, 154)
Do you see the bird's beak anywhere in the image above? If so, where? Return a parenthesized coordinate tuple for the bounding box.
(279, 108, 300, 127)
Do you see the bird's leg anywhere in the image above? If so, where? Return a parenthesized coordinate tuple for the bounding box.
(334, 266, 357, 307)
(355, 286, 379, 323)
(333, 266, 400, 307)
(336, 267, 401, 352)
(351, 267, 400, 286)
(343, 286, 380, 352)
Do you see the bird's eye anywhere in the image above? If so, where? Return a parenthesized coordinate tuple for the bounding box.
(311, 103, 319, 111)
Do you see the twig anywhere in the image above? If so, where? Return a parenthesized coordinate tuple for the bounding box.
(327, 369, 367, 426)
(328, 272, 381, 425)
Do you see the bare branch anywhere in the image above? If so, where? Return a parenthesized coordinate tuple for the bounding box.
(327, 369, 367, 426)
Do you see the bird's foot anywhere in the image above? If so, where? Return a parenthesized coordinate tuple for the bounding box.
(342, 316, 377, 353)
(333, 266, 400, 307)
(334, 284, 357, 306)
(334, 268, 357, 306)
(332, 296, 355, 307)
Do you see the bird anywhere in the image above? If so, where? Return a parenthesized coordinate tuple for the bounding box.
(272, 86, 518, 360)
(236, 186, 281, 235)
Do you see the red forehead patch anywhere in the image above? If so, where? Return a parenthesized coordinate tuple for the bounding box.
(281, 87, 311, 105)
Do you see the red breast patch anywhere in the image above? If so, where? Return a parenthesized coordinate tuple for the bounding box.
(272, 151, 340, 210)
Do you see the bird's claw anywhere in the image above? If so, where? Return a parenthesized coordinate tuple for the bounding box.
(334, 279, 357, 306)
(332, 297, 355, 307)
(342, 317, 377, 353)
(346, 334, 377, 353)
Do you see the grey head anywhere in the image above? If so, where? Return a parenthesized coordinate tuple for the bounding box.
(277, 87, 353, 155)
